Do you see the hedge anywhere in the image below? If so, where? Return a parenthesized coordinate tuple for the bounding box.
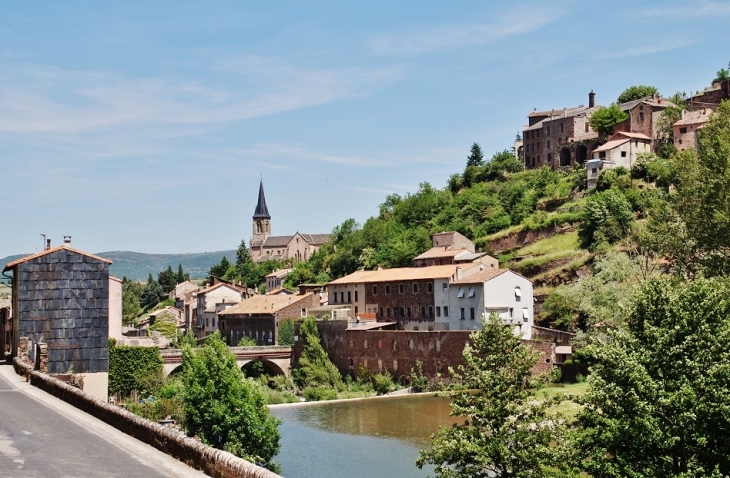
(109, 339, 164, 397)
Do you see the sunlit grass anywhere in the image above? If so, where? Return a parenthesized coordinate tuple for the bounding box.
(514, 230, 580, 257)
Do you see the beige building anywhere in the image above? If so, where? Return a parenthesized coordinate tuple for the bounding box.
(195, 282, 245, 338)
(674, 108, 713, 151)
(249, 180, 330, 263)
(413, 231, 498, 269)
(587, 132, 652, 188)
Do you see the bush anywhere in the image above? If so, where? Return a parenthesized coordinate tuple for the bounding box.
(277, 318, 295, 346)
(410, 360, 428, 392)
(302, 386, 338, 401)
(109, 342, 164, 397)
(579, 189, 634, 249)
(373, 371, 396, 395)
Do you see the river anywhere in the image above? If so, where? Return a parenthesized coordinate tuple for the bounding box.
(270, 394, 462, 478)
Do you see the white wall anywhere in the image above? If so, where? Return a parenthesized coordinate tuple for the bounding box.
(108, 278, 122, 340)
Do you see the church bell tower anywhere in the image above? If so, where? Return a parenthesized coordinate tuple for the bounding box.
(251, 179, 271, 246)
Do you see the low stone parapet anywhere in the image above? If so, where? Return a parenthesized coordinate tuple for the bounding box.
(12, 357, 280, 478)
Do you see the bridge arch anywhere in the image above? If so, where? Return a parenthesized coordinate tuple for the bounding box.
(240, 359, 288, 378)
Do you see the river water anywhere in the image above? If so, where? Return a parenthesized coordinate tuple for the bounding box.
(270, 394, 461, 478)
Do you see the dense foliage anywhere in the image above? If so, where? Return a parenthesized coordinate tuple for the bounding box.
(294, 317, 343, 391)
(181, 332, 281, 471)
(617, 85, 659, 104)
(589, 104, 629, 136)
(108, 340, 164, 397)
(277, 318, 295, 346)
(417, 314, 576, 477)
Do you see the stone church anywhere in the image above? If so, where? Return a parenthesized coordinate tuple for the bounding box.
(249, 180, 330, 263)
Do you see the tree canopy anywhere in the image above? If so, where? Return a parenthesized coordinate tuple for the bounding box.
(617, 85, 658, 104)
(589, 104, 629, 136)
(465, 142, 484, 168)
(181, 332, 281, 471)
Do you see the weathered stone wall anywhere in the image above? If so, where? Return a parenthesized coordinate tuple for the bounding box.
(294, 321, 554, 380)
(13, 358, 280, 478)
(16, 249, 109, 374)
(688, 80, 730, 110)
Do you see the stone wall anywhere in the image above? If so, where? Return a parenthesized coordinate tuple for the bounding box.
(688, 80, 730, 110)
(294, 321, 554, 380)
(13, 358, 280, 478)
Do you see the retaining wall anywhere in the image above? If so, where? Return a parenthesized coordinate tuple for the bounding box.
(13, 358, 280, 478)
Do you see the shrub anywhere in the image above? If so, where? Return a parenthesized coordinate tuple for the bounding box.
(302, 386, 338, 401)
(410, 360, 429, 392)
(579, 189, 634, 249)
(277, 318, 295, 346)
(109, 342, 164, 398)
(372, 371, 396, 395)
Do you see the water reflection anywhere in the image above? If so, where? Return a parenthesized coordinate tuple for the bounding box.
(271, 394, 464, 478)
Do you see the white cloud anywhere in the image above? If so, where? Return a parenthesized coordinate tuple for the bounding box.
(369, 6, 565, 55)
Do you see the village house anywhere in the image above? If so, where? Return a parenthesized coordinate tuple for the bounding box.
(435, 269, 534, 340)
(615, 95, 676, 147)
(2, 239, 112, 400)
(412, 231, 498, 268)
(586, 131, 652, 188)
(194, 282, 246, 338)
(674, 108, 714, 151)
(327, 263, 483, 330)
(217, 292, 319, 345)
(169, 280, 199, 300)
(266, 268, 292, 292)
(249, 180, 330, 263)
(687, 78, 730, 111)
(523, 91, 601, 169)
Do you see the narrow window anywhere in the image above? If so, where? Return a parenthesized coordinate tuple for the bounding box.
(340, 292, 344, 303)
(400, 307, 405, 317)
(515, 287, 522, 302)
(332, 291, 337, 303)
(467, 286, 475, 298)
(386, 307, 391, 317)
(460, 308, 465, 320)
(436, 306, 441, 317)
(457, 287, 465, 298)
(349, 339, 353, 349)
(428, 306, 434, 317)
(355, 306, 359, 314)
(373, 285, 378, 295)
(399, 283, 404, 294)
(347, 291, 351, 303)
(435, 340, 441, 352)
(523, 308, 530, 323)
(301, 308, 307, 317)
(385, 284, 390, 295)
(421, 306, 426, 317)
(413, 283, 419, 294)
(444, 306, 449, 317)
(442, 282, 448, 291)
(379, 307, 383, 317)
(427, 282, 433, 293)
(355, 290, 358, 302)
(407, 307, 412, 317)
(363, 339, 368, 349)
(470, 308, 475, 320)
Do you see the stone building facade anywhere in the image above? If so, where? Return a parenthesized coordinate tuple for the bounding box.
(687, 79, 730, 111)
(3, 245, 111, 376)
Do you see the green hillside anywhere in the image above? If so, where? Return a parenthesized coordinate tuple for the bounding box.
(0, 250, 235, 281)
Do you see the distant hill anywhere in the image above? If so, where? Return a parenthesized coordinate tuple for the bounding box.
(0, 250, 236, 281)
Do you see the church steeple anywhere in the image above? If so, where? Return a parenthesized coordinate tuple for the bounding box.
(253, 179, 270, 219)
(251, 179, 271, 247)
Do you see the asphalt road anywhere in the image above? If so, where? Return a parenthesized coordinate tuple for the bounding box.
(0, 364, 207, 478)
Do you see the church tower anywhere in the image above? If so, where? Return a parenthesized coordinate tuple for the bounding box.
(251, 179, 271, 247)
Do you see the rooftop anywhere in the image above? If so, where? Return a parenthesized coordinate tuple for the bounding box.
(674, 108, 714, 127)
(4, 245, 112, 272)
(328, 264, 476, 285)
(219, 293, 314, 315)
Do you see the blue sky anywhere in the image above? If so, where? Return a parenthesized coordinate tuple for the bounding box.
(1, 0, 728, 257)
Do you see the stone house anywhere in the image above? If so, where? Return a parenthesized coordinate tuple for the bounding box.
(266, 268, 292, 292)
(412, 231, 498, 268)
(523, 91, 601, 169)
(615, 95, 676, 147)
(3, 241, 112, 400)
(249, 180, 330, 263)
(435, 269, 534, 340)
(687, 79, 730, 111)
(674, 108, 713, 151)
(194, 282, 245, 338)
(169, 280, 199, 300)
(218, 293, 319, 345)
(327, 264, 482, 330)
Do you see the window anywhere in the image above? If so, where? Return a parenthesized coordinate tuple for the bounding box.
(409, 339, 414, 350)
(413, 283, 419, 294)
(378, 307, 382, 316)
(470, 308, 475, 320)
(373, 285, 378, 295)
(400, 307, 405, 317)
(515, 287, 522, 302)
(347, 291, 351, 303)
(340, 292, 344, 303)
(385, 284, 390, 295)
(444, 306, 449, 317)
(394, 308, 399, 317)
(399, 283, 404, 294)
(355, 306, 359, 314)
(523, 308, 529, 322)
(427, 282, 433, 293)
(547, 140, 551, 149)
(436, 306, 441, 317)
(386, 307, 391, 317)
(621, 151, 627, 157)
(560, 123, 564, 133)
(442, 282, 448, 291)
(421, 306, 426, 317)
(407, 307, 412, 317)
(547, 153, 552, 162)
(363, 339, 368, 349)
(349, 339, 353, 349)
(301, 308, 307, 317)
(428, 306, 434, 317)
(206, 317, 209, 327)
(457, 287, 465, 298)
(355, 291, 358, 302)
(639, 112, 645, 122)
(460, 308, 465, 320)
(332, 291, 337, 303)
(592, 167, 598, 174)
(467, 287, 475, 298)
(680, 127, 687, 134)
(509, 307, 514, 318)
(546, 126, 551, 135)
(221, 320, 225, 331)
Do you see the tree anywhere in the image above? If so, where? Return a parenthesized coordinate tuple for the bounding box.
(277, 318, 295, 346)
(176, 263, 185, 284)
(181, 332, 281, 471)
(158, 265, 176, 294)
(713, 64, 730, 84)
(417, 314, 576, 477)
(209, 256, 231, 278)
(122, 279, 143, 324)
(578, 189, 634, 249)
(579, 277, 730, 477)
(485, 149, 523, 179)
(466, 142, 485, 168)
(589, 104, 629, 136)
(141, 280, 164, 308)
(295, 317, 342, 389)
(617, 85, 658, 104)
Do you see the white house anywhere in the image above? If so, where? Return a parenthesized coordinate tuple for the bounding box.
(195, 283, 245, 338)
(436, 269, 534, 339)
(587, 131, 652, 188)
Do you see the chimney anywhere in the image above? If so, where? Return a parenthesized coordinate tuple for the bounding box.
(46, 239, 51, 250)
(455, 266, 462, 280)
(589, 90, 595, 108)
(63, 236, 71, 245)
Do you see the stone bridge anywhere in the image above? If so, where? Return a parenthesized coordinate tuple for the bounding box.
(160, 345, 293, 378)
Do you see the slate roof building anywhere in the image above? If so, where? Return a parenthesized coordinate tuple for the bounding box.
(3, 240, 112, 400)
(248, 180, 330, 263)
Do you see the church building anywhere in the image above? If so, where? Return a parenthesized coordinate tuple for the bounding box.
(249, 180, 330, 263)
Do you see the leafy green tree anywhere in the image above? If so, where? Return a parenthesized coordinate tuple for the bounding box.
(141, 280, 164, 308)
(465, 142, 485, 168)
(579, 277, 730, 477)
(176, 263, 185, 284)
(589, 104, 629, 136)
(417, 314, 577, 477)
(277, 318, 295, 346)
(173, 329, 198, 349)
(158, 265, 176, 294)
(671, 101, 730, 274)
(485, 149, 524, 179)
(617, 85, 658, 104)
(122, 279, 143, 324)
(578, 189, 634, 249)
(713, 65, 730, 83)
(209, 256, 231, 278)
(181, 332, 281, 471)
(295, 317, 342, 390)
